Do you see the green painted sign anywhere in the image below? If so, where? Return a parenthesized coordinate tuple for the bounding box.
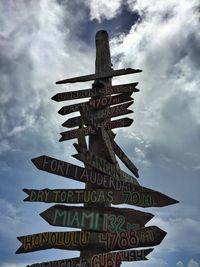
(40, 205, 153, 232)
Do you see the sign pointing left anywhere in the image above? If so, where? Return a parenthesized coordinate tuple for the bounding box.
(60, 118, 133, 141)
(56, 68, 142, 84)
(26, 248, 153, 267)
(16, 226, 166, 254)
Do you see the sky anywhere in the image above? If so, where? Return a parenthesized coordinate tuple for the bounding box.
(0, 0, 200, 266)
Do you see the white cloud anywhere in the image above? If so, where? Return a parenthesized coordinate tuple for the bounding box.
(0, 264, 25, 267)
(176, 259, 199, 267)
(188, 259, 199, 267)
(177, 262, 185, 267)
(85, 0, 124, 22)
(147, 215, 200, 254)
(0, 0, 94, 156)
(110, 0, 200, 172)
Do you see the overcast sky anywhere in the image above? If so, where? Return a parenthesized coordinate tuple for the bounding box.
(0, 0, 200, 267)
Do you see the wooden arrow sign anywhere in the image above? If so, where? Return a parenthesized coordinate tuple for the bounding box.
(31, 155, 140, 187)
(26, 257, 89, 267)
(58, 93, 133, 116)
(31, 156, 179, 206)
(23, 188, 178, 208)
(60, 118, 133, 141)
(97, 127, 117, 164)
(89, 248, 154, 266)
(55, 68, 142, 84)
(112, 139, 139, 178)
(16, 226, 166, 254)
(40, 205, 153, 232)
(73, 144, 137, 183)
(63, 102, 133, 128)
(88, 92, 133, 109)
(52, 82, 139, 102)
(58, 101, 87, 116)
(26, 248, 153, 267)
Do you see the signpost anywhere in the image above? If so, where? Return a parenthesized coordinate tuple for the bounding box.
(16, 30, 179, 267)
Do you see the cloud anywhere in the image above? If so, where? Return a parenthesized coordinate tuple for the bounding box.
(0, 0, 95, 160)
(176, 259, 199, 267)
(85, 0, 124, 22)
(188, 260, 199, 267)
(110, 0, 200, 174)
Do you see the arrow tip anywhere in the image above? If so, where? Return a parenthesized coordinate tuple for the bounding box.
(31, 156, 44, 169)
(51, 94, 58, 101)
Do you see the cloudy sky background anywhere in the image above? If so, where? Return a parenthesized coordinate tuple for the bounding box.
(0, 0, 199, 266)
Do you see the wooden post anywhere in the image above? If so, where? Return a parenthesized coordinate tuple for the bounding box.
(80, 31, 121, 266)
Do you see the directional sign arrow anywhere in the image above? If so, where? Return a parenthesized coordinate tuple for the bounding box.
(26, 248, 153, 267)
(31, 155, 179, 206)
(56, 68, 142, 84)
(58, 93, 133, 116)
(31, 155, 140, 187)
(60, 118, 133, 141)
(58, 101, 87, 116)
(23, 188, 178, 208)
(52, 82, 139, 102)
(63, 101, 133, 128)
(26, 257, 89, 267)
(112, 139, 139, 178)
(97, 127, 117, 164)
(89, 248, 154, 265)
(16, 226, 166, 254)
(73, 144, 137, 183)
(40, 205, 153, 232)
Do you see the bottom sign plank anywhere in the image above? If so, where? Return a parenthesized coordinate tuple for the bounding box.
(26, 248, 153, 267)
(16, 226, 166, 254)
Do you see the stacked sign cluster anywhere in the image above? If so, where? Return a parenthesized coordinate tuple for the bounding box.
(16, 31, 178, 267)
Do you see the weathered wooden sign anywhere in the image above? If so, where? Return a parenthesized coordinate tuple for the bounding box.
(16, 226, 166, 254)
(89, 248, 153, 266)
(111, 139, 139, 178)
(73, 144, 137, 183)
(31, 156, 179, 206)
(60, 118, 133, 141)
(52, 82, 139, 102)
(58, 93, 133, 116)
(31, 155, 141, 188)
(26, 248, 153, 267)
(23, 188, 178, 208)
(88, 92, 133, 109)
(58, 101, 87, 115)
(97, 127, 117, 164)
(40, 205, 153, 232)
(63, 102, 133, 128)
(26, 257, 89, 267)
(55, 68, 142, 84)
